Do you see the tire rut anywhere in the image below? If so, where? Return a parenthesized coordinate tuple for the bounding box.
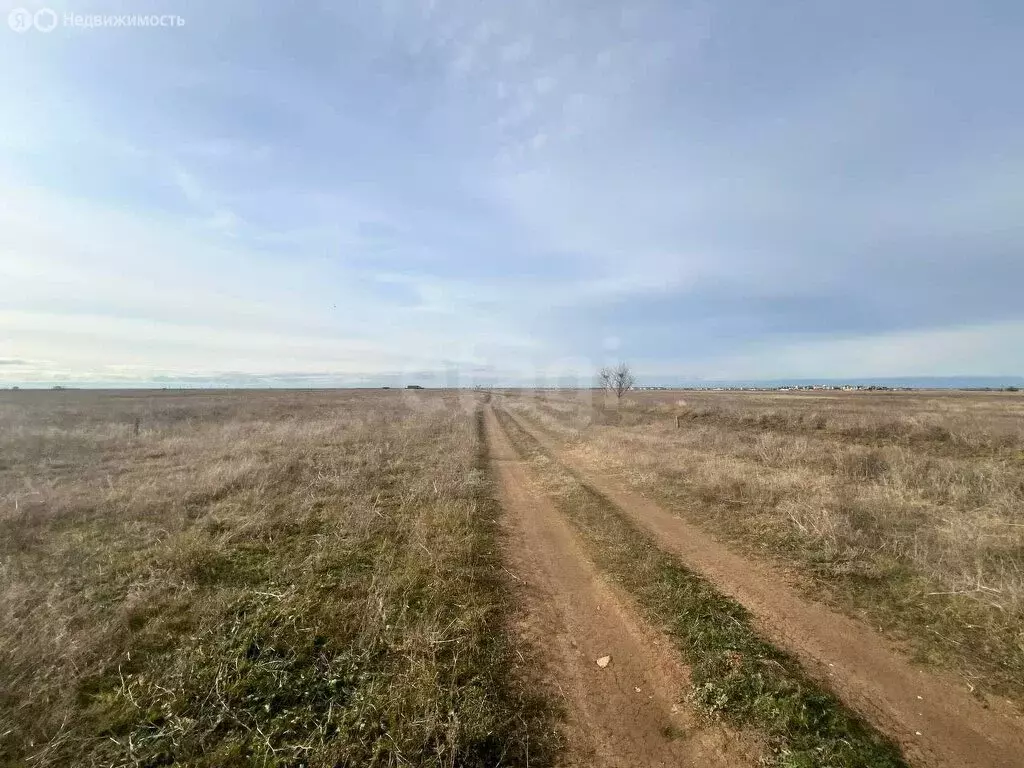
(486, 407, 758, 768)
(503, 406, 1024, 768)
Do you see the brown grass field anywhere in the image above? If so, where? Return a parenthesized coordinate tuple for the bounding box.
(501, 388, 1024, 703)
(1, 387, 1021, 767)
(0, 389, 557, 767)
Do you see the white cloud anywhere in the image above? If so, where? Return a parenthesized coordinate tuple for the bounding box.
(500, 38, 533, 64)
(1, 1, 1021, 386)
(699, 322, 1024, 380)
(0, 179, 545, 383)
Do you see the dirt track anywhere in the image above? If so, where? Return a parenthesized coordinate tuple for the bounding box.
(486, 408, 757, 767)
(502, 407, 1024, 768)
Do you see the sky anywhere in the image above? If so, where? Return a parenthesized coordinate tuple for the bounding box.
(2, 0, 1023, 387)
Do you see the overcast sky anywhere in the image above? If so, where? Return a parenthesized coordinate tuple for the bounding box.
(2, 0, 1023, 386)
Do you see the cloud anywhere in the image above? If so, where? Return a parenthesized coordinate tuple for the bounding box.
(1, 1, 1022, 385)
(693, 321, 1024, 381)
(171, 167, 243, 235)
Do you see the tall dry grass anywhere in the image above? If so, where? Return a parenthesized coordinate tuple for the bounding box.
(502, 389, 1024, 703)
(0, 390, 558, 767)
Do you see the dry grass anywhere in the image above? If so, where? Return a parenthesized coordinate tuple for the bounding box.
(501, 389, 1024, 703)
(0, 390, 559, 767)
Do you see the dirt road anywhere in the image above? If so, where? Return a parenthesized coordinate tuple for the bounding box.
(503, 407, 1024, 768)
(485, 408, 757, 767)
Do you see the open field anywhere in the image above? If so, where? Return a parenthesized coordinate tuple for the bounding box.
(499, 389, 1024, 705)
(2, 388, 1022, 767)
(0, 390, 557, 766)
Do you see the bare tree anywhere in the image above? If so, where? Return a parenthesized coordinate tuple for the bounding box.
(598, 362, 636, 403)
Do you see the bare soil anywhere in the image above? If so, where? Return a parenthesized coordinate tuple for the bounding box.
(503, 408, 1024, 768)
(486, 408, 758, 767)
